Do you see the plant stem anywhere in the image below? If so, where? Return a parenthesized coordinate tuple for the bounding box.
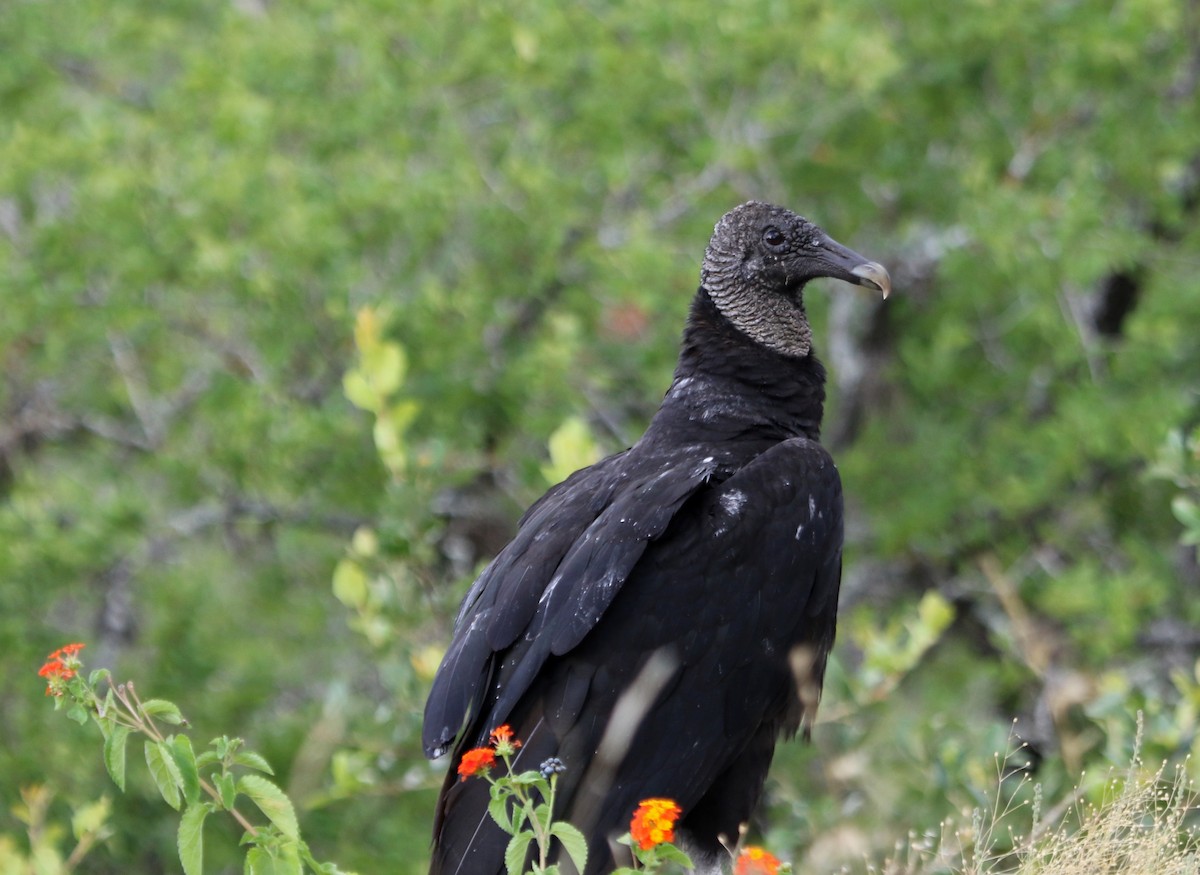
(201, 775, 259, 836)
(105, 677, 260, 836)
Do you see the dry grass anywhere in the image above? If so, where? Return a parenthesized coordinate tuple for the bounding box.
(862, 739, 1200, 875)
(994, 763, 1195, 875)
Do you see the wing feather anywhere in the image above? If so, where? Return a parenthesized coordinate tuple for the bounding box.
(422, 448, 720, 756)
(426, 435, 845, 871)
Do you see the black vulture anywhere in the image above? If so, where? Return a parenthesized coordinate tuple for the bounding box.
(423, 201, 890, 873)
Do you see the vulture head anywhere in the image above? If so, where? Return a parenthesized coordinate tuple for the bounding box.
(701, 201, 890, 357)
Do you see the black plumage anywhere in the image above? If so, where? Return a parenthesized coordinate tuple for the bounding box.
(423, 201, 890, 874)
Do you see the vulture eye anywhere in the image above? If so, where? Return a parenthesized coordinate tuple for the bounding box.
(762, 227, 786, 249)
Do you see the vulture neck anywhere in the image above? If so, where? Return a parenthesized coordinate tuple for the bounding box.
(648, 288, 828, 443)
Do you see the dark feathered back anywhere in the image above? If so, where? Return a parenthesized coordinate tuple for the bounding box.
(424, 202, 888, 875)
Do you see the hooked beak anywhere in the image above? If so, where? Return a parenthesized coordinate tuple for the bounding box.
(850, 262, 891, 299)
(815, 237, 892, 299)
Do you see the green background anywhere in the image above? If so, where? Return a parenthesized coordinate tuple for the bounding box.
(3, 0, 1200, 871)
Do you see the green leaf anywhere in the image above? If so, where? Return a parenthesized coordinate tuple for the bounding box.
(653, 843, 694, 867)
(1172, 496, 1200, 544)
(550, 821, 588, 874)
(238, 774, 300, 840)
(915, 590, 956, 639)
(88, 668, 112, 687)
(233, 750, 276, 775)
(296, 841, 326, 872)
(244, 845, 303, 875)
(216, 772, 238, 810)
(71, 796, 111, 839)
(504, 830, 534, 875)
(178, 803, 210, 875)
(350, 526, 379, 557)
(100, 688, 116, 720)
(487, 796, 513, 833)
(141, 699, 185, 725)
(365, 342, 406, 397)
(295, 840, 356, 875)
(342, 369, 378, 413)
(171, 734, 201, 806)
(332, 558, 369, 610)
(385, 399, 419, 434)
(145, 740, 183, 810)
(67, 704, 89, 725)
(195, 750, 219, 770)
(541, 416, 600, 485)
(103, 724, 130, 792)
(372, 416, 403, 459)
(508, 770, 544, 787)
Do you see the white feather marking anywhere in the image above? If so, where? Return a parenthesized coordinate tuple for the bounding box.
(719, 490, 747, 517)
(538, 574, 563, 607)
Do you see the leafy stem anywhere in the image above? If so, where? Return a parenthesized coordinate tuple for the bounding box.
(39, 644, 348, 875)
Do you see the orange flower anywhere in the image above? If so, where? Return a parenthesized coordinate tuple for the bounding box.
(734, 847, 783, 875)
(490, 724, 517, 745)
(629, 798, 682, 850)
(38, 643, 85, 697)
(48, 643, 85, 662)
(456, 747, 497, 781)
(37, 660, 75, 697)
(489, 724, 522, 754)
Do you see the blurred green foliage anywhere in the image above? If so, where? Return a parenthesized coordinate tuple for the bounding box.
(3, 0, 1199, 871)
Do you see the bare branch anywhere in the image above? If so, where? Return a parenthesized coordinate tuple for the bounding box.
(107, 330, 164, 447)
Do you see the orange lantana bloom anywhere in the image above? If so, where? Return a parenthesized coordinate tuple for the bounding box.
(48, 643, 85, 662)
(456, 747, 497, 781)
(735, 846, 783, 875)
(37, 661, 74, 679)
(489, 725, 521, 752)
(490, 724, 513, 743)
(629, 798, 682, 850)
(37, 660, 75, 697)
(38, 643, 86, 696)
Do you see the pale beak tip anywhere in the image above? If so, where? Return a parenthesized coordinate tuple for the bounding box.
(850, 262, 891, 299)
